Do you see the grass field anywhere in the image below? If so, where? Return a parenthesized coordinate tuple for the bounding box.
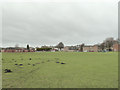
(2, 52, 118, 88)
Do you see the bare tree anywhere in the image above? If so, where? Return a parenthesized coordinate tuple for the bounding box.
(56, 42, 64, 51)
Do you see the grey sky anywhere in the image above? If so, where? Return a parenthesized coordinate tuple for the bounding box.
(2, 1, 118, 47)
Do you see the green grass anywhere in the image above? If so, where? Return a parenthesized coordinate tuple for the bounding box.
(2, 52, 118, 88)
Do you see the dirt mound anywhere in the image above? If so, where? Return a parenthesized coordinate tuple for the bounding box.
(32, 64, 35, 66)
(61, 62, 66, 64)
(42, 61, 44, 63)
(19, 64, 23, 66)
(47, 60, 50, 62)
(28, 63, 31, 65)
(4, 69, 12, 73)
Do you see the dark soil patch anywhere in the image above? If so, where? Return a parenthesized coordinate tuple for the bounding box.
(42, 61, 44, 63)
(4, 69, 12, 73)
(56, 62, 60, 63)
(28, 63, 31, 65)
(19, 64, 23, 66)
(32, 64, 35, 66)
(61, 62, 66, 64)
(47, 60, 50, 62)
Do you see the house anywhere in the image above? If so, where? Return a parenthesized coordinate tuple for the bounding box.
(83, 46, 92, 52)
(29, 47, 35, 52)
(113, 43, 120, 51)
(64, 46, 77, 52)
(83, 45, 100, 52)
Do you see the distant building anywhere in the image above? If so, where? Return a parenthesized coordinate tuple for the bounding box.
(1, 47, 35, 52)
(64, 46, 77, 52)
(113, 43, 120, 52)
(64, 46, 69, 52)
(83, 45, 100, 52)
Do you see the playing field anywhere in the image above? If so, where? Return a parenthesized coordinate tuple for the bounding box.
(2, 52, 118, 88)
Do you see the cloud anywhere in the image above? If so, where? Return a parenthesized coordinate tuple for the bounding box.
(2, 1, 118, 47)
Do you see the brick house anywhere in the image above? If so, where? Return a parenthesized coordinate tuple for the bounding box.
(83, 46, 92, 52)
(83, 45, 100, 52)
(64, 46, 76, 52)
(113, 43, 120, 51)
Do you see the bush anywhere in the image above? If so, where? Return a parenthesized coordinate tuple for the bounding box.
(36, 48, 52, 51)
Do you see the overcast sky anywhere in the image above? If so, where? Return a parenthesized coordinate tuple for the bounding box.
(2, 0, 118, 47)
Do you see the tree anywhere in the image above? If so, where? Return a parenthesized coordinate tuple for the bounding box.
(80, 43, 84, 52)
(100, 43, 105, 51)
(117, 38, 120, 44)
(27, 44, 30, 50)
(103, 37, 114, 51)
(56, 42, 64, 51)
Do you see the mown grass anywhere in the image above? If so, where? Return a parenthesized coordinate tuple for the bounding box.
(2, 52, 118, 88)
